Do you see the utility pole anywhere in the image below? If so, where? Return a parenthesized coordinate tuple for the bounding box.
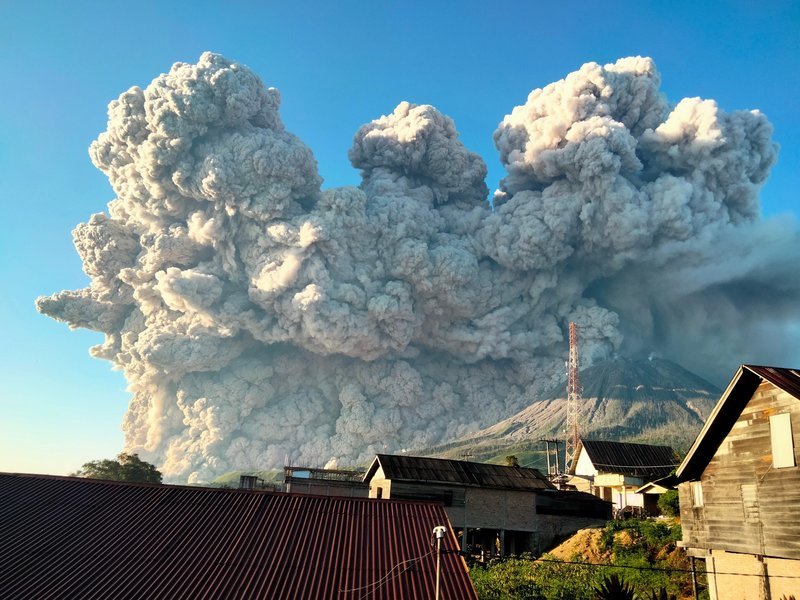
(539, 438, 564, 476)
(564, 322, 582, 471)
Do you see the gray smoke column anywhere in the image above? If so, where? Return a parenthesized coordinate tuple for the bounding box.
(38, 53, 798, 481)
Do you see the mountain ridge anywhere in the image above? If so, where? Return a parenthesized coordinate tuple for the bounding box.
(418, 357, 721, 467)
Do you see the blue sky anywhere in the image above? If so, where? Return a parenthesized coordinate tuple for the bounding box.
(1, 1, 797, 475)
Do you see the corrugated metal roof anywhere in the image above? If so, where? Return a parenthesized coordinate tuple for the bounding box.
(0, 473, 476, 600)
(677, 364, 800, 482)
(744, 365, 800, 399)
(576, 439, 679, 478)
(367, 454, 555, 491)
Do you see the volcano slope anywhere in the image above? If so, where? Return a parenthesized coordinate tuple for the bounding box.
(421, 357, 720, 466)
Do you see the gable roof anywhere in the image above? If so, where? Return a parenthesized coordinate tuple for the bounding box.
(635, 474, 678, 494)
(365, 454, 555, 491)
(0, 472, 476, 600)
(571, 439, 679, 478)
(676, 364, 800, 482)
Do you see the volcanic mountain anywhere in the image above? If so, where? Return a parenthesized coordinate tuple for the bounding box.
(421, 357, 721, 466)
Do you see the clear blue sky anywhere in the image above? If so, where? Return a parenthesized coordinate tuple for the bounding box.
(1, 1, 797, 475)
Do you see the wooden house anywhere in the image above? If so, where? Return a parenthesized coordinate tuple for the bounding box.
(676, 365, 800, 600)
(569, 438, 680, 514)
(364, 454, 611, 557)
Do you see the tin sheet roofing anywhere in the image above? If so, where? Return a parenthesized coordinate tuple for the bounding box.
(744, 365, 800, 399)
(366, 454, 554, 491)
(0, 473, 476, 600)
(576, 439, 679, 478)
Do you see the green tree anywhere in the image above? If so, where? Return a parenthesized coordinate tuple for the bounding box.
(657, 490, 680, 517)
(504, 455, 520, 467)
(73, 452, 162, 484)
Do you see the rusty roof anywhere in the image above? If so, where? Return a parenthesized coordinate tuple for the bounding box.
(365, 454, 555, 491)
(744, 364, 800, 399)
(572, 439, 679, 478)
(677, 364, 800, 481)
(0, 473, 476, 599)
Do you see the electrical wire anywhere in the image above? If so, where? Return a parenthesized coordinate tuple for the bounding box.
(587, 462, 680, 469)
(520, 459, 679, 470)
(337, 549, 435, 598)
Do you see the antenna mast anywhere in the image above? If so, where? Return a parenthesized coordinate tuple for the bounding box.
(564, 322, 581, 471)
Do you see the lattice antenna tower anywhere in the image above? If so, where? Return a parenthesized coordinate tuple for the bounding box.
(564, 322, 582, 471)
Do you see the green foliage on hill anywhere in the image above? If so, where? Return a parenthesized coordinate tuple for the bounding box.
(471, 554, 595, 599)
(470, 519, 707, 600)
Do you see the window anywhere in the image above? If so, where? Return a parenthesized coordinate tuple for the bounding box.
(690, 481, 704, 507)
(376, 487, 383, 499)
(769, 413, 796, 468)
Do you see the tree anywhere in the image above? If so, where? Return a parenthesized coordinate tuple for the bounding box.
(73, 452, 162, 484)
(504, 455, 520, 467)
(657, 490, 680, 517)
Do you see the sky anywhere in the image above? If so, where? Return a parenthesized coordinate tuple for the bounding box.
(0, 0, 797, 476)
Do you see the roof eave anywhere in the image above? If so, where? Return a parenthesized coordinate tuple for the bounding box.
(675, 365, 761, 482)
(362, 455, 383, 483)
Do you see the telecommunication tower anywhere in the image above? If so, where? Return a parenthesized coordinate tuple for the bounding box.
(564, 322, 581, 471)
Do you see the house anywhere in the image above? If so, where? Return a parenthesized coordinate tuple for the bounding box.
(675, 365, 800, 600)
(634, 475, 676, 497)
(569, 439, 680, 514)
(283, 465, 368, 497)
(364, 454, 611, 556)
(0, 472, 476, 599)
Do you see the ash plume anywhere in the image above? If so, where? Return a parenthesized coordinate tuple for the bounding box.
(38, 53, 799, 481)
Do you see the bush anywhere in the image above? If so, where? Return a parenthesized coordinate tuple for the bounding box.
(593, 574, 636, 600)
(470, 557, 541, 599)
(470, 520, 694, 600)
(658, 490, 680, 517)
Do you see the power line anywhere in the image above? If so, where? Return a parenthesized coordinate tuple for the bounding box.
(338, 550, 434, 597)
(586, 462, 680, 469)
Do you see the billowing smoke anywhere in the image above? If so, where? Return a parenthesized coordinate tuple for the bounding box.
(38, 53, 799, 481)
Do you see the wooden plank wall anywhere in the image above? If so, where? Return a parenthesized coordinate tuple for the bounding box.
(680, 382, 800, 559)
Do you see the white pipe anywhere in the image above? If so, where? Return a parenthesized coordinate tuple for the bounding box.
(434, 525, 446, 600)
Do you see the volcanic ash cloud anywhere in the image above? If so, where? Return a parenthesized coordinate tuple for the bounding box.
(38, 53, 799, 481)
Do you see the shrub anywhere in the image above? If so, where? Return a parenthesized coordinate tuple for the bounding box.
(593, 574, 636, 600)
(470, 557, 542, 599)
(657, 490, 680, 517)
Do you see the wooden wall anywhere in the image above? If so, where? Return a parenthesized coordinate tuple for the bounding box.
(680, 381, 800, 560)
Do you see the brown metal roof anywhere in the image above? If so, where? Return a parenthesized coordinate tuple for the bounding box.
(366, 454, 555, 491)
(574, 439, 679, 478)
(677, 364, 800, 482)
(0, 473, 477, 599)
(744, 364, 800, 399)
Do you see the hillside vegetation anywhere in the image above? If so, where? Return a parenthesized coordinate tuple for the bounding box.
(470, 519, 706, 600)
